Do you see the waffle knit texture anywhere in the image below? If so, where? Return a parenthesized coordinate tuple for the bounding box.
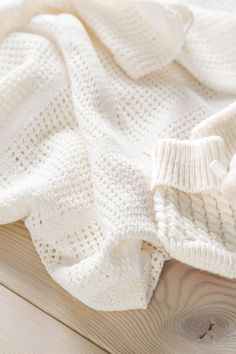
(0, 0, 236, 311)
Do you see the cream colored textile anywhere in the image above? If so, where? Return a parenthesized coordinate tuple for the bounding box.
(0, 0, 236, 310)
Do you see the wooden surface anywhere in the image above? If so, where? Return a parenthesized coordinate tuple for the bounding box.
(0, 222, 236, 353)
(0, 285, 105, 354)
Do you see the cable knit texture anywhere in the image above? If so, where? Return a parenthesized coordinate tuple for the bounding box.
(0, 0, 236, 311)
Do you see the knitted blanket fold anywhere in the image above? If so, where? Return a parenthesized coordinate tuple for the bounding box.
(0, 0, 236, 311)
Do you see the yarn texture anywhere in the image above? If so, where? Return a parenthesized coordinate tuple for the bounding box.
(0, 0, 236, 311)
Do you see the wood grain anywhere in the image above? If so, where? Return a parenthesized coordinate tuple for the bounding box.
(1, 221, 236, 353)
(0, 284, 105, 354)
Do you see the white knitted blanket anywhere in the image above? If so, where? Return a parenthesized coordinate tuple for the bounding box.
(1, 0, 236, 311)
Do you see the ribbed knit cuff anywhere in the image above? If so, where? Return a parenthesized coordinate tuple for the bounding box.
(152, 136, 227, 193)
(191, 102, 236, 159)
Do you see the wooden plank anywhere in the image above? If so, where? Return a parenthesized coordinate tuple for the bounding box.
(0, 284, 106, 354)
(1, 222, 236, 353)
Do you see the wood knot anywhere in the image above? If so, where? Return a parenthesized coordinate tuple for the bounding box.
(179, 311, 235, 344)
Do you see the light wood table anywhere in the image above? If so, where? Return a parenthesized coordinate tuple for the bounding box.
(0, 222, 236, 353)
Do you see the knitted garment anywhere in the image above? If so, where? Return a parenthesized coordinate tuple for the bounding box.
(0, 0, 236, 311)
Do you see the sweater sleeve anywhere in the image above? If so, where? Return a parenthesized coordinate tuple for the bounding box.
(151, 102, 236, 194)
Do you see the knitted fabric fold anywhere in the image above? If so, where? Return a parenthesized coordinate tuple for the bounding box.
(75, 0, 192, 79)
(1, 0, 236, 311)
